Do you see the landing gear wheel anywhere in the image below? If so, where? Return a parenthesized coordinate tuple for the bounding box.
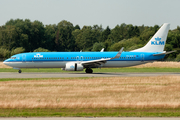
(85, 68, 93, 73)
(18, 70, 22, 73)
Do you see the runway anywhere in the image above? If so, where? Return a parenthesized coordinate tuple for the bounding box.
(0, 72, 180, 78)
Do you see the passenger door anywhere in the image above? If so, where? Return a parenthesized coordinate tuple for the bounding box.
(22, 54, 26, 62)
(140, 54, 144, 62)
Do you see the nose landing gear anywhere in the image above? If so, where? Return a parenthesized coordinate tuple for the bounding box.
(18, 70, 22, 73)
(85, 68, 93, 73)
(13, 68, 22, 73)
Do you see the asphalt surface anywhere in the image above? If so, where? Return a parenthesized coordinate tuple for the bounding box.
(0, 117, 179, 120)
(0, 72, 180, 78)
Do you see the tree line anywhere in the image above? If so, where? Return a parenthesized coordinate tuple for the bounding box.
(0, 19, 180, 61)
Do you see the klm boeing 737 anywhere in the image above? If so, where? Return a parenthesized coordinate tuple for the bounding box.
(3, 23, 174, 73)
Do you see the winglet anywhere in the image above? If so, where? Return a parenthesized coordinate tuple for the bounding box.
(100, 48, 104, 52)
(111, 47, 124, 59)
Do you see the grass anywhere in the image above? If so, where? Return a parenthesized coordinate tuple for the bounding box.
(0, 76, 180, 117)
(0, 108, 180, 117)
(1, 61, 180, 117)
(0, 76, 180, 109)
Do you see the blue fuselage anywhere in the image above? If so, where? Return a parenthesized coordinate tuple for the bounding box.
(3, 52, 165, 69)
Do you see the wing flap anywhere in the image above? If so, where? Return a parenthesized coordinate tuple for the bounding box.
(81, 47, 124, 67)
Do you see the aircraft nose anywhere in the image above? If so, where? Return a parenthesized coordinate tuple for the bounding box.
(3, 59, 10, 66)
(3, 61, 8, 65)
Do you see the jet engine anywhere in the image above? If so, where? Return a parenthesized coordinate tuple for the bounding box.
(65, 62, 84, 71)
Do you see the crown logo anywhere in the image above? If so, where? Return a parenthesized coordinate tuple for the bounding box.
(34, 53, 43, 58)
(70, 65, 74, 69)
(155, 37, 161, 41)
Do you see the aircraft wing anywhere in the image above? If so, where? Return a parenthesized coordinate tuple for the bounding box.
(81, 47, 124, 68)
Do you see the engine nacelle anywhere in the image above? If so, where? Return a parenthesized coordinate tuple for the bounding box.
(65, 62, 84, 71)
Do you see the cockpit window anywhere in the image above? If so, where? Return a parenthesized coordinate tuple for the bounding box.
(11, 57, 16, 59)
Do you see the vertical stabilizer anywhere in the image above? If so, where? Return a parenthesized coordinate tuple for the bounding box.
(131, 23, 170, 52)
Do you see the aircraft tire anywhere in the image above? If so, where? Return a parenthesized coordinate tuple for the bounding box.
(18, 70, 22, 73)
(85, 68, 93, 73)
(90, 69, 93, 73)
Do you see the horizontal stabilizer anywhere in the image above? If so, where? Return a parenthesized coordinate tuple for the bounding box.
(153, 51, 176, 56)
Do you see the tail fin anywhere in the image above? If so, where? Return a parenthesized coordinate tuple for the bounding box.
(131, 23, 170, 52)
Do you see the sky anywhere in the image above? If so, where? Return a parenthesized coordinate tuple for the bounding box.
(1, 0, 180, 30)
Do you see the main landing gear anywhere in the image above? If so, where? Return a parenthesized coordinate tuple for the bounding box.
(85, 68, 93, 73)
(18, 70, 22, 73)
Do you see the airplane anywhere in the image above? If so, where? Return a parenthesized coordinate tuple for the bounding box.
(3, 23, 174, 73)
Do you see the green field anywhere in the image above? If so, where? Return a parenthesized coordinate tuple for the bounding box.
(0, 67, 180, 73)
(1, 68, 180, 117)
(0, 108, 180, 117)
(0, 77, 180, 117)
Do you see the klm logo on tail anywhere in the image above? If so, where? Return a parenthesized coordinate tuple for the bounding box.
(151, 37, 164, 45)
